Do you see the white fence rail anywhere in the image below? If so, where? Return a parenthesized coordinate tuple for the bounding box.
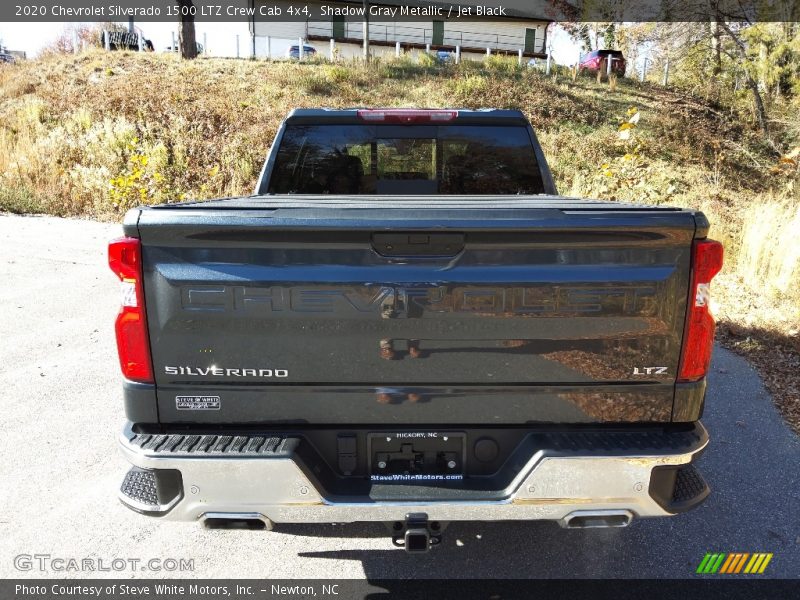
(91, 30, 686, 88)
(94, 29, 546, 65)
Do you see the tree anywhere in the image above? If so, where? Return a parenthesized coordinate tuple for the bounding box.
(561, 23, 595, 53)
(43, 24, 105, 54)
(559, 22, 622, 54)
(607, 20, 788, 138)
(717, 21, 769, 135)
(178, 0, 198, 60)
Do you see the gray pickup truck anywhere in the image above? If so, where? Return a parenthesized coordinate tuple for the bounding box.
(110, 108, 722, 552)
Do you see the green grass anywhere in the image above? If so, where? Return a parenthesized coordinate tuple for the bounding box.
(0, 185, 42, 214)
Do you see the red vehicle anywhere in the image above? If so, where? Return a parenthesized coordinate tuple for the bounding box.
(579, 49, 626, 76)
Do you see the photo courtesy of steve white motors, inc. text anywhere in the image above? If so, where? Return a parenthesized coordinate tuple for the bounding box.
(14, 583, 265, 597)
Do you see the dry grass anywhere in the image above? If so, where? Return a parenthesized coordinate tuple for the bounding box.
(0, 51, 768, 217)
(1, 51, 799, 430)
(739, 201, 800, 297)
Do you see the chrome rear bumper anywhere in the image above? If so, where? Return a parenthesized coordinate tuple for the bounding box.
(118, 422, 709, 526)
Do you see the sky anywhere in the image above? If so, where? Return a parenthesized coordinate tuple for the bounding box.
(0, 21, 252, 57)
(0, 20, 582, 63)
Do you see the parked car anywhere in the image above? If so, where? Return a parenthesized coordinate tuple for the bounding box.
(579, 49, 626, 75)
(527, 57, 546, 71)
(112, 108, 720, 553)
(0, 53, 16, 64)
(287, 45, 317, 59)
(102, 31, 154, 52)
(435, 49, 454, 63)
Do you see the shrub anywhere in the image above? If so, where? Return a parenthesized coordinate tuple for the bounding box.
(325, 64, 352, 83)
(0, 185, 42, 214)
(416, 51, 438, 68)
(485, 54, 521, 75)
(450, 74, 490, 102)
(299, 73, 335, 96)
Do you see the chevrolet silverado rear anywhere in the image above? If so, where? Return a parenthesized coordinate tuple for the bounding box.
(111, 109, 721, 552)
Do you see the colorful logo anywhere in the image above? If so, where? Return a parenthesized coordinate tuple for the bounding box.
(696, 553, 773, 574)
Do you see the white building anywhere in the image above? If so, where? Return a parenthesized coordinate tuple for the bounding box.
(248, 1, 551, 61)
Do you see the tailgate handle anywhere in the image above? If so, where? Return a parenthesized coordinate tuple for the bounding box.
(372, 233, 465, 257)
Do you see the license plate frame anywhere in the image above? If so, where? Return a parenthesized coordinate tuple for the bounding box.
(367, 431, 466, 482)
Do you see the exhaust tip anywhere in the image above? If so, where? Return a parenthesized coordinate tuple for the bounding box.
(200, 512, 274, 531)
(561, 510, 633, 529)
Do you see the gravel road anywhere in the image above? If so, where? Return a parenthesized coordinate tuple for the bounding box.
(0, 214, 797, 579)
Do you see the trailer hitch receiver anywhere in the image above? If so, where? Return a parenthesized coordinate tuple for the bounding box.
(391, 513, 442, 553)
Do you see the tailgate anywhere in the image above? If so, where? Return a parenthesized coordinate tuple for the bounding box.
(135, 202, 697, 425)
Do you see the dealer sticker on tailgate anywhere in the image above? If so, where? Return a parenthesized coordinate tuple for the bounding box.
(176, 396, 220, 410)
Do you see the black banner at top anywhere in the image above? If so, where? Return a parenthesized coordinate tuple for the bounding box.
(2, 0, 799, 23)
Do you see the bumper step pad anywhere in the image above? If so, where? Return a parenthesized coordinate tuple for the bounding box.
(671, 464, 710, 508)
(649, 462, 710, 514)
(120, 468, 159, 506)
(118, 466, 183, 516)
(129, 433, 298, 457)
(541, 428, 705, 453)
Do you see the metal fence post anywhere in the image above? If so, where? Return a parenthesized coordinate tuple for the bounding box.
(138, 32, 144, 52)
(518, 49, 523, 66)
(330, 38, 335, 60)
(267, 36, 271, 60)
(299, 37, 304, 61)
(455, 45, 461, 64)
(425, 43, 430, 54)
(171, 31, 176, 53)
(662, 59, 670, 86)
(607, 55, 613, 77)
(203, 32, 207, 55)
(640, 57, 648, 82)
(236, 34, 240, 58)
(396, 41, 400, 57)
(486, 47, 491, 56)
(363, 5, 369, 61)
(73, 30, 79, 54)
(546, 51, 551, 75)
(104, 31, 111, 51)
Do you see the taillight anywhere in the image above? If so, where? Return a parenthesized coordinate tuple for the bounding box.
(108, 237, 153, 383)
(357, 109, 458, 123)
(678, 239, 724, 382)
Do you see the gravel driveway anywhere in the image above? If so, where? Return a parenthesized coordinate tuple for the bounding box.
(0, 214, 797, 579)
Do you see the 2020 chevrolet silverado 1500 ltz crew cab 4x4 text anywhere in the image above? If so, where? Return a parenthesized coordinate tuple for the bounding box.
(110, 109, 722, 552)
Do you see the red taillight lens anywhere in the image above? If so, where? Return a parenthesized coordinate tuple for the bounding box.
(357, 109, 458, 123)
(108, 237, 153, 383)
(678, 239, 724, 382)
